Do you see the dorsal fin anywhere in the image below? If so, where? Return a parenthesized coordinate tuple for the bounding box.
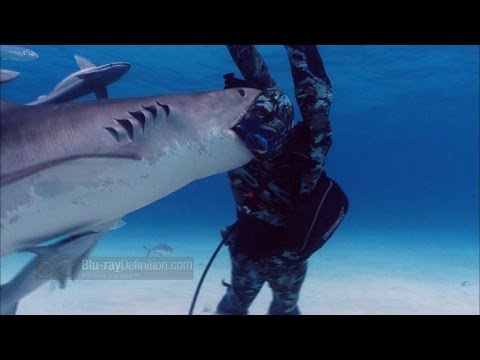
(74, 54, 96, 70)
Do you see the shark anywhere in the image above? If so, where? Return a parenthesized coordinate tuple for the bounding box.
(26, 55, 131, 106)
(0, 87, 259, 314)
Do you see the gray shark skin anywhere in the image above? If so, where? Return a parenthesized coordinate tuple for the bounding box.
(26, 55, 131, 105)
(0, 69, 20, 84)
(1, 88, 258, 256)
(0, 88, 258, 313)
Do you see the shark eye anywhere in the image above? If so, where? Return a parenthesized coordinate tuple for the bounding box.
(238, 89, 246, 97)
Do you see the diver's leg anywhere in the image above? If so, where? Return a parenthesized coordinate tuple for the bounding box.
(265, 258, 308, 315)
(226, 45, 276, 90)
(216, 248, 264, 315)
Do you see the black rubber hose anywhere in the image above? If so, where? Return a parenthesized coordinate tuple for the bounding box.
(188, 238, 225, 315)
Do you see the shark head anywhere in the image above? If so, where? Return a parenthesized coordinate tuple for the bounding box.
(85, 62, 131, 85)
(120, 87, 261, 184)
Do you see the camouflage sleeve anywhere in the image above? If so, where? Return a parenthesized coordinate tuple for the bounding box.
(227, 45, 276, 90)
(285, 45, 333, 194)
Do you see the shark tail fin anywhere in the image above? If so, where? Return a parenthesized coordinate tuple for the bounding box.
(0, 284, 19, 315)
(94, 87, 108, 100)
(143, 246, 152, 258)
(74, 54, 96, 70)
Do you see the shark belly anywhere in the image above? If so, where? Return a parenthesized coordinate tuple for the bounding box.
(0, 129, 251, 256)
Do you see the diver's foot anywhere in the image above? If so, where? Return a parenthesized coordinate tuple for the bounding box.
(268, 304, 301, 315)
(215, 294, 248, 315)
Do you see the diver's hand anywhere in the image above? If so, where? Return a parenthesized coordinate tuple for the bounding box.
(226, 45, 276, 90)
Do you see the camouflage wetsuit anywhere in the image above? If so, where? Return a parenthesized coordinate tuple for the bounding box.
(217, 45, 333, 315)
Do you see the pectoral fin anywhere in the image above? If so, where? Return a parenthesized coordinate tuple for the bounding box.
(74, 54, 96, 70)
(94, 87, 108, 99)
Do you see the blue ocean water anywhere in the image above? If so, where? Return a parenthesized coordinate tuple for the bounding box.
(1, 45, 478, 314)
(3, 45, 477, 237)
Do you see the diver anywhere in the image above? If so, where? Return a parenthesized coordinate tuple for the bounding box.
(216, 45, 348, 315)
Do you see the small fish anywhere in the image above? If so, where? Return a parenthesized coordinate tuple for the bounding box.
(460, 281, 470, 287)
(0, 69, 20, 84)
(143, 243, 173, 257)
(1, 45, 38, 61)
(109, 219, 126, 231)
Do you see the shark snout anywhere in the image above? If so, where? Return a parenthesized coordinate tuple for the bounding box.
(225, 87, 262, 129)
(111, 62, 131, 76)
(114, 62, 131, 70)
(90, 62, 131, 84)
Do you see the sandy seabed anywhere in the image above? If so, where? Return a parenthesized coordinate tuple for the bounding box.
(2, 228, 478, 315)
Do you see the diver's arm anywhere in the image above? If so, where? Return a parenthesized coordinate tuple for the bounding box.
(227, 45, 276, 90)
(285, 45, 334, 193)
